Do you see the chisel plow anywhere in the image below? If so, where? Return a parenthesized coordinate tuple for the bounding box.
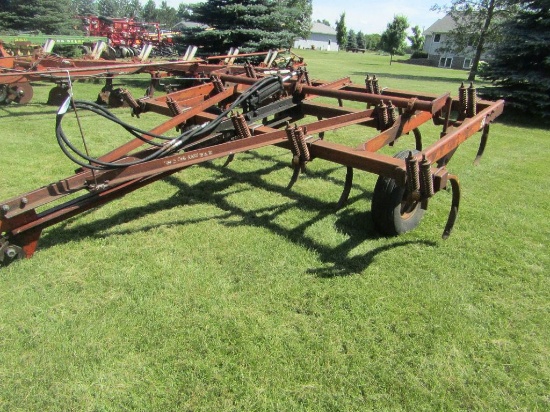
(0, 68, 504, 265)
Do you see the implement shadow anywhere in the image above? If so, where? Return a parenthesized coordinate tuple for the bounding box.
(40, 151, 435, 276)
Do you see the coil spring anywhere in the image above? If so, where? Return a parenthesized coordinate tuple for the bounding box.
(295, 126, 310, 162)
(387, 101, 397, 125)
(211, 75, 225, 93)
(286, 125, 301, 165)
(420, 155, 434, 198)
(230, 113, 252, 139)
(378, 100, 389, 130)
(372, 75, 381, 95)
(467, 82, 477, 117)
(406, 152, 420, 194)
(166, 97, 184, 116)
(120, 88, 142, 116)
(458, 82, 467, 116)
(245, 63, 257, 79)
(365, 75, 373, 94)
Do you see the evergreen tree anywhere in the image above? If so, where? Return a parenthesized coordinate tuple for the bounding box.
(407, 25, 424, 52)
(380, 15, 409, 64)
(347, 29, 357, 50)
(480, 0, 550, 117)
(72, 0, 98, 16)
(186, 0, 311, 53)
(157, 1, 178, 28)
(4, 0, 77, 34)
(356, 31, 366, 49)
(142, 0, 158, 22)
(335, 13, 347, 51)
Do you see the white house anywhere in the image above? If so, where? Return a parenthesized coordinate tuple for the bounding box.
(423, 14, 480, 70)
(293, 22, 339, 52)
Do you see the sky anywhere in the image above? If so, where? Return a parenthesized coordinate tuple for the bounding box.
(162, 0, 444, 34)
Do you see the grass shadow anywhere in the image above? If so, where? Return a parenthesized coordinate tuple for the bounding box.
(39, 152, 434, 276)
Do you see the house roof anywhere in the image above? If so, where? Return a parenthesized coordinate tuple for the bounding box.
(423, 14, 457, 35)
(310, 22, 336, 35)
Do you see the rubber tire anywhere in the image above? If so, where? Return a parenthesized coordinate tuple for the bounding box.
(371, 150, 426, 236)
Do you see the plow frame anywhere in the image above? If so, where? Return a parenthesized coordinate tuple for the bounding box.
(0, 69, 504, 265)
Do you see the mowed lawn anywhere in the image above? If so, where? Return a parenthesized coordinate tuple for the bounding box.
(0, 50, 548, 410)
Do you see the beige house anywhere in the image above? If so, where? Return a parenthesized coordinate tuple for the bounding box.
(423, 14, 481, 70)
(293, 22, 339, 52)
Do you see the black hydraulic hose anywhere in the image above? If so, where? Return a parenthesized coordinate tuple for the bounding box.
(55, 75, 285, 171)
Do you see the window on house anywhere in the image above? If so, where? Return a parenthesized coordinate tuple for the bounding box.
(439, 57, 453, 68)
(434, 34, 441, 43)
(463, 58, 472, 69)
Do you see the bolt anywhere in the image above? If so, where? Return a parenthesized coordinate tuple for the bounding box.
(5, 247, 17, 259)
(21, 197, 28, 206)
(1, 204, 9, 213)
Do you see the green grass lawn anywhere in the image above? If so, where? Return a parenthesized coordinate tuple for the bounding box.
(0, 51, 548, 410)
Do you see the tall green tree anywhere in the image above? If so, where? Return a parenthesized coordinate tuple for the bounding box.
(407, 25, 425, 52)
(364, 33, 381, 50)
(335, 12, 347, 51)
(142, 0, 158, 22)
(480, 0, 550, 117)
(356, 30, 366, 49)
(380, 15, 409, 64)
(185, 0, 311, 53)
(71, 0, 98, 15)
(347, 29, 357, 50)
(2, 0, 77, 34)
(157, 1, 178, 28)
(432, 0, 519, 80)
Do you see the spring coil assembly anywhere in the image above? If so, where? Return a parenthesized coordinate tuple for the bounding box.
(286, 125, 310, 167)
(458, 82, 467, 117)
(166, 97, 186, 132)
(119, 88, 143, 117)
(211, 75, 225, 93)
(372, 75, 381, 95)
(467, 82, 477, 117)
(405, 152, 421, 195)
(377, 100, 389, 130)
(244, 63, 257, 79)
(230, 112, 252, 139)
(419, 155, 435, 198)
(365, 75, 374, 94)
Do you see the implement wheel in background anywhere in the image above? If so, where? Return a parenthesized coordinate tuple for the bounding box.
(371, 149, 426, 236)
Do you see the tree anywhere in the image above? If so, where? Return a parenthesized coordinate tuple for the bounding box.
(380, 15, 409, 64)
(364, 33, 381, 50)
(157, 1, 178, 28)
(142, 0, 158, 22)
(71, 0, 98, 15)
(335, 13, 347, 51)
(356, 31, 366, 49)
(408, 25, 424, 52)
(316, 18, 331, 27)
(2, 0, 77, 34)
(177, 3, 198, 20)
(480, 0, 550, 117)
(347, 29, 357, 50)
(186, 0, 312, 54)
(432, 0, 519, 81)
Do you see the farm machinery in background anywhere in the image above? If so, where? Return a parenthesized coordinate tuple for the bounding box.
(79, 15, 179, 59)
(0, 33, 302, 107)
(0, 66, 504, 266)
